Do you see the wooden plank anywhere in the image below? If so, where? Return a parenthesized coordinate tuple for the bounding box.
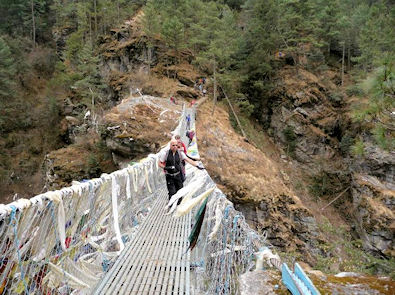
(96, 189, 167, 294)
(165, 210, 184, 294)
(185, 212, 191, 295)
(173, 213, 186, 294)
(93, 189, 165, 294)
(142, 206, 177, 293)
(134, 202, 175, 293)
(160, 209, 182, 294)
(115, 192, 168, 294)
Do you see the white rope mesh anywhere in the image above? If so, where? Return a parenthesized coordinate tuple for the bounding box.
(184, 108, 266, 294)
(0, 104, 267, 294)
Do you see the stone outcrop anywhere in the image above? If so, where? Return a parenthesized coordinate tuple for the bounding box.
(44, 144, 116, 190)
(239, 270, 282, 294)
(266, 67, 394, 260)
(352, 173, 394, 257)
(101, 95, 180, 162)
(269, 68, 344, 167)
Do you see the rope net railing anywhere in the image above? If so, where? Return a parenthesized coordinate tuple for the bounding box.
(0, 104, 267, 295)
(183, 109, 266, 295)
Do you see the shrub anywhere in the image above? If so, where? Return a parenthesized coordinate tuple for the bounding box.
(282, 125, 297, 156)
(328, 91, 344, 105)
(346, 84, 365, 97)
(351, 139, 365, 156)
(339, 134, 355, 155)
(237, 99, 254, 117)
(29, 47, 57, 77)
(373, 125, 394, 150)
(86, 153, 101, 178)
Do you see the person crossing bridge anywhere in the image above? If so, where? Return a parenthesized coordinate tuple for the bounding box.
(159, 139, 203, 203)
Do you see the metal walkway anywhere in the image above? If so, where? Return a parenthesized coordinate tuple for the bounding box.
(93, 187, 191, 294)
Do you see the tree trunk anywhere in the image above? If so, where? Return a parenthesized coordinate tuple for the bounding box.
(89, 12, 92, 47)
(31, 0, 36, 47)
(212, 59, 217, 116)
(347, 46, 351, 71)
(117, 0, 120, 24)
(94, 0, 98, 37)
(147, 46, 152, 76)
(341, 41, 345, 86)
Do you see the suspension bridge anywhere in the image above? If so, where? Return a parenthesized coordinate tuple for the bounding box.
(0, 103, 319, 294)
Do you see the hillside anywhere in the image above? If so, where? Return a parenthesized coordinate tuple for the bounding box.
(0, 0, 393, 293)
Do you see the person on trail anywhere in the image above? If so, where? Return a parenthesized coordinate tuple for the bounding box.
(159, 139, 204, 202)
(173, 134, 187, 154)
(174, 134, 200, 161)
(186, 114, 191, 130)
(177, 141, 187, 183)
(186, 130, 195, 145)
(170, 96, 177, 104)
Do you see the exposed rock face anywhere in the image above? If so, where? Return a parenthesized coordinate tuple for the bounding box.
(353, 143, 395, 183)
(269, 68, 343, 167)
(44, 144, 116, 190)
(99, 11, 201, 101)
(239, 270, 282, 295)
(265, 67, 394, 260)
(101, 95, 180, 161)
(352, 173, 394, 257)
(311, 271, 395, 294)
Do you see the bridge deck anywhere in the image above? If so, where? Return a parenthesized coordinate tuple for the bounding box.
(93, 188, 191, 294)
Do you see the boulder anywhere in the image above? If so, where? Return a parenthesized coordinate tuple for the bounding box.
(176, 88, 199, 99)
(239, 270, 282, 295)
(101, 96, 179, 162)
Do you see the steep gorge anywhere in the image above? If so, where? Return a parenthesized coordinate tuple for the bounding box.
(1, 7, 393, 289)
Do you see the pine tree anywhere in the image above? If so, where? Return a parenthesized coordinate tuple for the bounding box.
(161, 17, 185, 53)
(0, 37, 16, 100)
(143, 0, 161, 72)
(356, 1, 395, 70)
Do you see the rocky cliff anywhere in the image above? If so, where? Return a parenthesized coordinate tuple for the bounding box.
(264, 66, 394, 262)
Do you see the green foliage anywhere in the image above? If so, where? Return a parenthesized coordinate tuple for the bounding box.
(30, 47, 57, 77)
(65, 31, 84, 64)
(0, 0, 52, 41)
(143, 0, 161, 46)
(351, 139, 365, 156)
(328, 91, 344, 106)
(316, 218, 395, 277)
(161, 17, 184, 52)
(86, 153, 101, 178)
(0, 37, 16, 99)
(308, 169, 349, 199)
(372, 124, 394, 150)
(355, 1, 395, 70)
(237, 99, 254, 117)
(352, 58, 394, 150)
(282, 125, 297, 156)
(346, 84, 365, 97)
(309, 171, 333, 199)
(339, 134, 355, 155)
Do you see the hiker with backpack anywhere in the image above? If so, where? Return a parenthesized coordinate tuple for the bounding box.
(159, 139, 204, 202)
